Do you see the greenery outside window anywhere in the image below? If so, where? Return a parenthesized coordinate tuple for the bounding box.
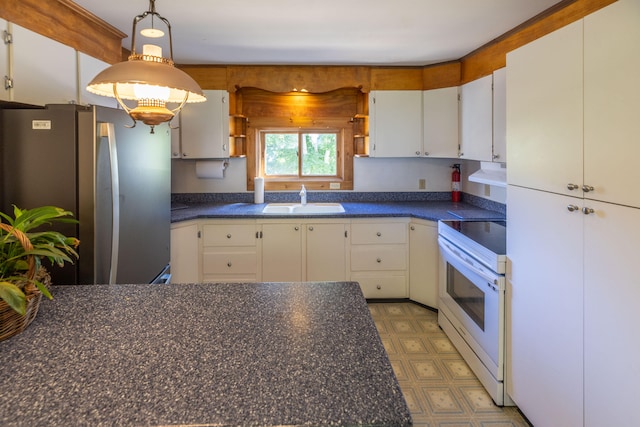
(263, 131, 338, 177)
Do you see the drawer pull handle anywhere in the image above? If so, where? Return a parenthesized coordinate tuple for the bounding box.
(376, 258, 382, 263)
(376, 285, 381, 290)
(376, 232, 381, 237)
(226, 234, 232, 239)
(227, 262, 232, 267)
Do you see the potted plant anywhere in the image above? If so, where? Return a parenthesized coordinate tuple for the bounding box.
(0, 205, 80, 341)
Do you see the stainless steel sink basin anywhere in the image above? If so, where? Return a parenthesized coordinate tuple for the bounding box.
(262, 203, 345, 214)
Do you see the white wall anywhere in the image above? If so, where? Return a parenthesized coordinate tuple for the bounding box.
(170, 156, 507, 205)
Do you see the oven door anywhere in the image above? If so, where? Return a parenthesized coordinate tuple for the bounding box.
(438, 236, 505, 374)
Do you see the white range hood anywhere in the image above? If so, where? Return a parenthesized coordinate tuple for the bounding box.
(468, 162, 506, 187)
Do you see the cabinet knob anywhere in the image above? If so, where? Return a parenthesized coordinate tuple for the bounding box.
(567, 183, 579, 191)
(376, 285, 382, 290)
(458, 152, 464, 158)
(227, 234, 232, 239)
(424, 152, 429, 156)
(376, 258, 382, 263)
(227, 262, 232, 267)
(567, 204, 580, 212)
(308, 226, 314, 231)
(582, 207, 595, 215)
(410, 225, 415, 230)
(493, 154, 500, 160)
(376, 232, 382, 237)
(294, 226, 299, 231)
(582, 185, 594, 193)
(415, 151, 421, 156)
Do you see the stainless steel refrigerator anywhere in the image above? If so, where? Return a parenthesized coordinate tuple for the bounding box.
(0, 104, 171, 285)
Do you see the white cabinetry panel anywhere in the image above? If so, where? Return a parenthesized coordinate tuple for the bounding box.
(506, 20, 583, 195)
(12, 24, 77, 105)
(506, 185, 584, 427)
(77, 53, 118, 108)
(422, 87, 459, 158)
(180, 90, 229, 158)
(459, 74, 493, 162)
(369, 90, 423, 158)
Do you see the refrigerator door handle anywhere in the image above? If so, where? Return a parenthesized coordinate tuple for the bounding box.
(99, 123, 120, 284)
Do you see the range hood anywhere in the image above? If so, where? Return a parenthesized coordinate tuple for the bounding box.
(468, 162, 506, 187)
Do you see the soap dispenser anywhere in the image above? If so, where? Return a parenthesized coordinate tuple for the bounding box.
(299, 185, 307, 205)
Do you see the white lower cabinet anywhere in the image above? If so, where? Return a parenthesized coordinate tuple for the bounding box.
(260, 219, 348, 282)
(171, 217, 436, 304)
(350, 219, 408, 298)
(506, 185, 584, 427)
(201, 220, 260, 282)
(583, 201, 640, 427)
(408, 219, 439, 308)
(170, 221, 200, 284)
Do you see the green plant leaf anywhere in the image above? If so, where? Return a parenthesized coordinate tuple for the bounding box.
(0, 281, 27, 315)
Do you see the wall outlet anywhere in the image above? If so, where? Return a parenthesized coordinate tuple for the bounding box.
(329, 182, 341, 189)
(418, 178, 426, 190)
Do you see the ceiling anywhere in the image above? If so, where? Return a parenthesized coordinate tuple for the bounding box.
(73, 0, 565, 66)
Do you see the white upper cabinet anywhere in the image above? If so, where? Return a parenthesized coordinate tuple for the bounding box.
(368, 90, 423, 157)
(180, 89, 229, 159)
(77, 52, 118, 109)
(422, 86, 459, 158)
(583, 0, 640, 209)
(0, 20, 8, 101)
(492, 67, 507, 163)
(506, 20, 584, 195)
(459, 74, 493, 161)
(11, 24, 77, 106)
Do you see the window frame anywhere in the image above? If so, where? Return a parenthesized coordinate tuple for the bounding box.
(260, 128, 341, 179)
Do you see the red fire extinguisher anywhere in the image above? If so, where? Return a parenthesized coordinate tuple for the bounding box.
(451, 163, 461, 202)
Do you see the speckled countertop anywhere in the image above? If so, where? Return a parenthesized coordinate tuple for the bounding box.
(171, 201, 505, 223)
(0, 282, 412, 427)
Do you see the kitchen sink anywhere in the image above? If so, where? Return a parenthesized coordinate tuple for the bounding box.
(262, 203, 345, 214)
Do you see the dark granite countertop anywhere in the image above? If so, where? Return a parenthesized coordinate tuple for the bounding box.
(171, 201, 505, 223)
(0, 282, 412, 427)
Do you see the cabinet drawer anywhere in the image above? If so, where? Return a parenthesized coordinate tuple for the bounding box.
(350, 245, 407, 271)
(202, 251, 258, 274)
(202, 225, 257, 247)
(350, 222, 407, 245)
(352, 274, 407, 298)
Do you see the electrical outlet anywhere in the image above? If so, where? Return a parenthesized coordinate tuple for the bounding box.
(418, 179, 426, 190)
(329, 182, 341, 189)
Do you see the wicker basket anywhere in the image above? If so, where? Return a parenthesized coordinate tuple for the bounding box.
(0, 223, 51, 342)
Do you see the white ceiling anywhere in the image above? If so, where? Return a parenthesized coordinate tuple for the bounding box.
(73, 0, 564, 66)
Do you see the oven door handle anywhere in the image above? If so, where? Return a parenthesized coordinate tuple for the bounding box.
(438, 237, 502, 287)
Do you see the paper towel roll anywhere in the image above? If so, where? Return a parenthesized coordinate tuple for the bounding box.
(195, 160, 225, 179)
(254, 177, 264, 204)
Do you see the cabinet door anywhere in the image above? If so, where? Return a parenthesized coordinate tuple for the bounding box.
(305, 223, 347, 281)
(584, 200, 640, 427)
(409, 221, 438, 308)
(506, 20, 583, 194)
(12, 24, 77, 105)
(77, 53, 118, 108)
(584, 0, 640, 209)
(180, 89, 229, 158)
(369, 91, 423, 157)
(492, 67, 507, 163)
(422, 87, 459, 158)
(170, 222, 200, 284)
(261, 223, 302, 281)
(459, 74, 493, 161)
(0, 20, 8, 101)
(506, 185, 583, 427)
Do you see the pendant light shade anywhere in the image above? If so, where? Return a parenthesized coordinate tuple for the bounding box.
(86, 0, 206, 131)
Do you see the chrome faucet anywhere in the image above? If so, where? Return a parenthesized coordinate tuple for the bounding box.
(299, 185, 307, 205)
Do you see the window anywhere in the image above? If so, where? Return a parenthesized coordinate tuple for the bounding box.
(262, 131, 338, 177)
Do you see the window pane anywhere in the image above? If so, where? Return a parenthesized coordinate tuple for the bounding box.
(301, 133, 337, 176)
(264, 133, 298, 175)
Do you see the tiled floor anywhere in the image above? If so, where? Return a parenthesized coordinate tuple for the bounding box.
(368, 302, 531, 427)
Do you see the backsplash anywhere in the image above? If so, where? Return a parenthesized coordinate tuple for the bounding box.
(171, 191, 506, 215)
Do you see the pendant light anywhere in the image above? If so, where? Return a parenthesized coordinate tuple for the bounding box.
(86, 0, 206, 132)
